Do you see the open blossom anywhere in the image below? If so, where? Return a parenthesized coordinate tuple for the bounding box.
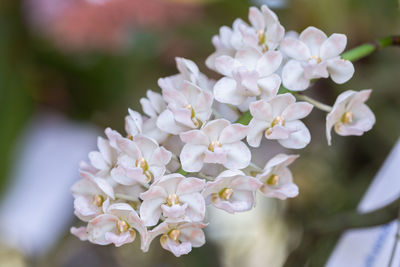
(281, 26, 354, 91)
(112, 134, 172, 185)
(139, 173, 205, 226)
(157, 81, 213, 134)
(257, 154, 299, 200)
(125, 90, 168, 143)
(180, 119, 250, 172)
(213, 48, 282, 106)
(326, 89, 375, 145)
(159, 57, 213, 92)
(247, 93, 313, 149)
(144, 222, 206, 257)
(86, 203, 147, 248)
(202, 170, 262, 213)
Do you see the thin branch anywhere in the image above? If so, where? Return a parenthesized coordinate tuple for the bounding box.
(294, 93, 332, 113)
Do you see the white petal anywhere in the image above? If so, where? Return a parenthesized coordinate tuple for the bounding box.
(246, 118, 267, 148)
(219, 123, 248, 144)
(248, 6, 265, 30)
(320, 34, 347, 60)
(258, 74, 281, 100)
(202, 119, 230, 141)
(180, 130, 209, 146)
(179, 193, 206, 222)
(299, 26, 327, 56)
(157, 109, 188, 135)
(214, 77, 247, 105)
(282, 60, 310, 91)
(223, 141, 251, 169)
(256, 51, 282, 76)
(280, 37, 310, 61)
(327, 57, 355, 84)
(282, 102, 313, 121)
(278, 120, 311, 149)
(180, 144, 207, 172)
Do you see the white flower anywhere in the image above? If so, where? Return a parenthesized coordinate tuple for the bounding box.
(239, 5, 285, 53)
(144, 222, 207, 257)
(257, 154, 299, 200)
(326, 89, 375, 145)
(87, 134, 118, 177)
(179, 119, 250, 172)
(139, 173, 205, 226)
(71, 178, 110, 222)
(86, 203, 147, 248)
(206, 19, 245, 71)
(159, 57, 212, 92)
(157, 81, 214, 134)
(281, 26, 354, 91)
(213, 48, 282, 106)
(202, 170, 262, 213)
(247, 93, 313, 149)
(112, 134, 172, 185)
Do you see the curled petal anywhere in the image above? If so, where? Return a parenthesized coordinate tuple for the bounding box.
(246, 118, 268, 148)
(71, 226, 88, 241)
(278, 120, 311, 149)
(214, 77, 247, 105)
(157, 109, 189, 135)
(140, 197, 165, 227)
(327, 57, 355, 84)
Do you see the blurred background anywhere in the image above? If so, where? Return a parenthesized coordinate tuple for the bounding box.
(0, 0, 399, 266)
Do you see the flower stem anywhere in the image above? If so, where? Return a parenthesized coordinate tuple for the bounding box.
(341, 36, 400, 61)
(387, 203, 400, 267)
(294, 93, 332, 113)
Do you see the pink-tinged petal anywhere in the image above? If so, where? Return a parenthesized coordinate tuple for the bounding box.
(179, 193, 206, 222)
(169, 104, 197, 128)
(142, 117, 168, 144)
(282, 60, 310, 91)
(256, 51, 283, 76)
(97, 137, 117, 166)
(270, 93, 296, 117)
(162, 88, 187, 106)
(126, 109, 143, 134)
(265, 22, 285, 50)
(104, 127, 122, 148)
(320, 34, 347, 60)
(140, 98, 157, 118)
(249, 99, 273, 120)
(116, 137, 141, 159)
(155, 173, 184, 194)
(246, 118, 268, 148)
(212, 191, 254, 213)
(88, 151, 108, 170)
(278, 120, 311, 149)
(71, 178, 100, 196)
(236, 68, 260, 96)
(179, 223, 207, 248)
(74, 196, 99, 220)
(258, 74, 281, 100)
(79, 160, 98, 175)
(144, 222, 170, 252)
(140, 185, 168, 200)
(132, 135, 158, 160)
(303, 61, 329, 80)
(93, 178, 115, 199)
(147, 90, 166, 114)
(161, 203, 188, 221)
(140, 197, 165, 227)
(180, 130, 209, 146)
(230, 176, 262, 191)
(176, 57, 200, 80)
(204, 148, 227, 164)
(162, 238, 192, 257)
(265, 125, 290, 140)
(347, 89, 372, 111)
(264, 154, 299, 170)
(260, 183, 299, 200)
(71, 226, 88, 241)
(282, 102, 314, 121)
(261, 5, 279, 25)
(214, 77, 247, 105)
(202, 119, 230, 141)
(180, 144, 207, 172)
(223, 142, 251, 169)
(149, 147, 172, 166)
(87, 214, 117, 245)
(157, 109, 189, 135)
(248, 6, 265, 30)
(299, 26, 327, 56)
(280, 37, 310, 61)
(105, 231, 134, 247)
(335, 104, 375, 136)
(327, 57, 355, 84)
(219, 123, 248, 144)
(111, 167, 142, 186)
(215, 55, 237, 77)
(176, 177, 205, 195)
(235, 48, 262, 70)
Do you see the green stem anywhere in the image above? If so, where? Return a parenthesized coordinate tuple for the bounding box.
(341, 36, 399, 61)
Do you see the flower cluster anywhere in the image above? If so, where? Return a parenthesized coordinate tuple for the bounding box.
(71, 5, 375, 256)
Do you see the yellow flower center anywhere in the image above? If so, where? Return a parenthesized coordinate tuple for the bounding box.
(267, 174, 280, 186)
(135, 157, 148, 171)
(208, 140, 222, 152)
(219, 188, 234, 200)
(265, 116, 285, 137)
(309, 55, 322, 64)
(117, 220, 130, 233)
(166, 194, 180, 206)
(184, 104, 202, 128)
(168, 229, 181, 242)
(341, 111, 353, 124)
(93, 194, 104, 207)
